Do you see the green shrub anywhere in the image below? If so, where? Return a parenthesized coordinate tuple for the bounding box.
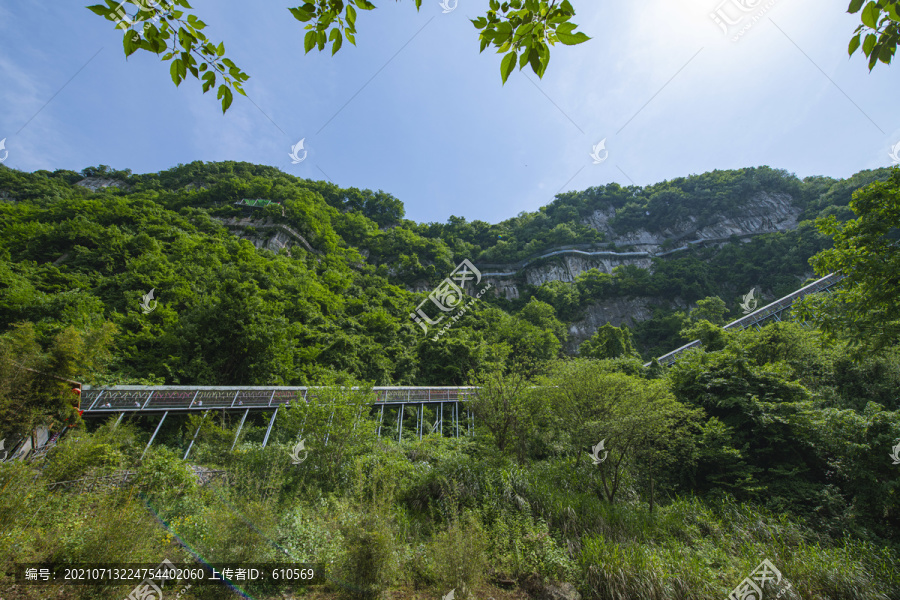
(428, 511, 489, 598)
(278, 499, 345, 564)
(39, 432, 126, 483)
(336, 512, 398, 599)
(136, 446, 197, 499)
(487, 510, 576, 584)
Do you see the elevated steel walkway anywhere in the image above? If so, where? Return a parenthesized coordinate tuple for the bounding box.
(650, 272, 844, 367)
(79, 386, 476, 458)
(81, 386, 475, 414)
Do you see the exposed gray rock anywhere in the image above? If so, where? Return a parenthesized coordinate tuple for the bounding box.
(524, 254, 653, 287)
(75, 177, 128, 192)
(565, 297, 671, 352)
(213, 217, 319, 255)
(582, 191, 800, 254)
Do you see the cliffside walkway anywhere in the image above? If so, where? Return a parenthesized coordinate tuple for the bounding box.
(475, 230, 786, 277)
(650, 272, 845, 367)
(80, 386, 475, 457)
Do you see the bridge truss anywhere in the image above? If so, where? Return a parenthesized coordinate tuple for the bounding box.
(80, 386, 476, 459)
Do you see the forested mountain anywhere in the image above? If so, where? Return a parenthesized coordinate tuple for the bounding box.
(2, 162, 900, 600)
(0, 161, 893, 385)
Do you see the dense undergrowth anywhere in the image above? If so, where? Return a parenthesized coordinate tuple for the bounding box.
(1, 425, 897, 600)
(3, 322, 900, 599)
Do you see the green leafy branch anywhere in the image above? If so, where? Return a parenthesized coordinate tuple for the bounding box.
(87, 0, 249, 113)
(289, 0, 379, 56)
(847, 0, 900, 69)
(88, 0, 589, 112)
(471, 0, 590, 84)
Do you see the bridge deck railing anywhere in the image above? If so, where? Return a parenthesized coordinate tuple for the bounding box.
(81, 386, 477, 414)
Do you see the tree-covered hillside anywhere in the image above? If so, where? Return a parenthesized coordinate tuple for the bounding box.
(2, 163, 900, 600)
(1, 161, 895, 390)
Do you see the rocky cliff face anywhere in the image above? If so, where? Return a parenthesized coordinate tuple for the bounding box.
(213, 217, 319, 255)
(523, 254, 653, 287)
(582, 191, 801, 253)
(564, 296, 689, 353)
(75, 177, 129, 192)
(480, 191, 801, 302)
(483, 253, 653, 301)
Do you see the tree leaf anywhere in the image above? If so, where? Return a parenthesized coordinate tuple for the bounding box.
(847, 0, 864, 13)
(500, 50, 516, 84)
(556, 22, 575, 35)
(217, 84, 233, 113)
(123, 31, 140, 57)
(848, 32, 861, 55)
(202, 71, 216, 92)
(529, 45, 545, 77)
(557, 29, 589, 45)
(863, 32, 877, 55)
(330, 28, 343, 55)
(86, 4, 110, 17)
(518, 49, 529, 69)
(170, 59, 183, 85)
(861, 1, 879, 28)
(304, 30, 316, 53)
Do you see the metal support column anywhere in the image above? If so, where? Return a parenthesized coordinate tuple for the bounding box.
(377, 404, 385, 437)
(230, 408, 250, 451)
(455, 402, 459, 438)
(141, 411, 168, 460)
(439, 403, 443, 436)
(398, 404, 405, 442)
(324, 409, 335, 446)
(183, 410, 209, 460)
(261, 406, 279, 448)
(298, 411, 307, 439)
(419, 402, 424, 439)
(114, 412, 125, 428)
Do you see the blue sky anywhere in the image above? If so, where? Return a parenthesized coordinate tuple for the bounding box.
(0, 0, 897, 224)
